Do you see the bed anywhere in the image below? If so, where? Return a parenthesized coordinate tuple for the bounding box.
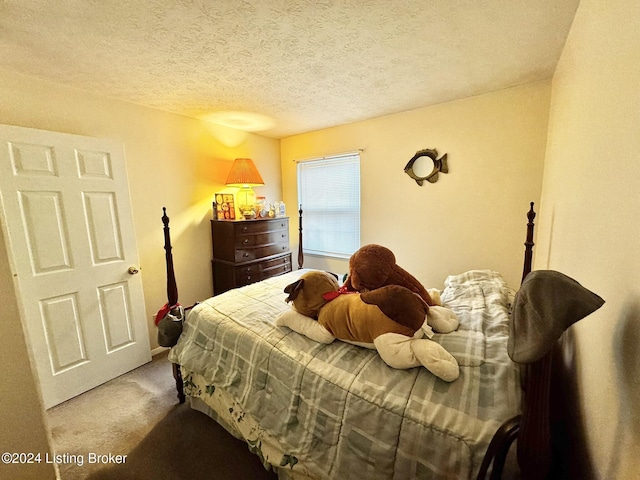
(161, 204, 539, 480)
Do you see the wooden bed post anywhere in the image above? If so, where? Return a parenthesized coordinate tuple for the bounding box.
(516, 201, 552, 480)
(161, 207, 185, 404)
(517, 356, 553, 480)
(298, 204, 304, 269)
(162, 207, 179, 307)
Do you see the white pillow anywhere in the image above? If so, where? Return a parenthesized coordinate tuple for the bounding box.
(275, 309, 335, 344)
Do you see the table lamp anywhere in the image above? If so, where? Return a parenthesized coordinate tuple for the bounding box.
(225, 158, 265, 218)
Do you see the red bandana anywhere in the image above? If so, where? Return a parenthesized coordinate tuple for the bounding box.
(322, 285, 357, 301)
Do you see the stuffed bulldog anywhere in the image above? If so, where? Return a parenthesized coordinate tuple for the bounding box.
(344, 244, 440, 306)
(276, 270, 460, 382)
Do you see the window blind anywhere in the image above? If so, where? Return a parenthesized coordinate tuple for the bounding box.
(297, 154, 360, 258)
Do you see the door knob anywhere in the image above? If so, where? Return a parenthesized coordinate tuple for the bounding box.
(127, 266, 140, 275)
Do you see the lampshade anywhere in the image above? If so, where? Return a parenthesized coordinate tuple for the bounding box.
(225, 158, 265, 187)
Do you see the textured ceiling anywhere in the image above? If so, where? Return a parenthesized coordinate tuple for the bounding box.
(0, 0, 579, 138)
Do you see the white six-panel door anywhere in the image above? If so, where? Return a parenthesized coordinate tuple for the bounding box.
(0, 124, 150, 409)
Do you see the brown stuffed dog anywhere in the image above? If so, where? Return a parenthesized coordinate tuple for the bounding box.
(343, 244, 437, 306)
(276, 270, 460, 382)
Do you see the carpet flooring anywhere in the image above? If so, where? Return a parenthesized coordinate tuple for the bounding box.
(46, 351, 277, 480)
(47, 351, 520, 480)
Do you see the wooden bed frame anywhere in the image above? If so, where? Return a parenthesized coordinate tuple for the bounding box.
(160, 203, 556, 480)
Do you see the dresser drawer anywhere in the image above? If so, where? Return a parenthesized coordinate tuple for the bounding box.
(234, 219, 288, 235)
(260, 254, 291, 271)
(233, 253, 292, 285)
(260, 260, 292, 279)
(234, 241, 290, 263)
(235, 230, 289, 248)
(234, 263, 260, 285)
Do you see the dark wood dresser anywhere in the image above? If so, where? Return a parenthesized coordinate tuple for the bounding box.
(211, 217, 292, 295)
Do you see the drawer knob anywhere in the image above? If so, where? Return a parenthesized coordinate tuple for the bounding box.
(243, 253, 249, 258)
(243, 239, 249, 244)
(242, 226, 248, 232)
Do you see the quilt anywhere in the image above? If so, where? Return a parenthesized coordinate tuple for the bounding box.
(168, 269, 521, 479)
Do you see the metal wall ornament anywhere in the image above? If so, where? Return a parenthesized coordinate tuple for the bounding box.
(404, 148, 448, 185)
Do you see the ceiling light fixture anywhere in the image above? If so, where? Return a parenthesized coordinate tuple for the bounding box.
(203, 111, 276, 133)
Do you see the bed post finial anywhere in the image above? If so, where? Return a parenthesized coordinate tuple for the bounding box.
(522, 202, 536, 284)
(298, 205, 304, 269)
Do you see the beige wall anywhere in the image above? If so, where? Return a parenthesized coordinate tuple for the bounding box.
(0, 227, 56, 478)
(535, 0, 640, 478)
(281, 81, 551, 290)
(0, 69, 280, 476)
(0, 69, 281, 350)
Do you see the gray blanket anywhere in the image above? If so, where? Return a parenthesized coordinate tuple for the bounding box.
(169, 269, 521, 479)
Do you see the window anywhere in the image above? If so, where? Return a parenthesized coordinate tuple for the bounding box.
(297, 153, 360, 259)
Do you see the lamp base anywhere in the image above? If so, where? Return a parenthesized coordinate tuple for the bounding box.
(236, 186, 257, 219)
